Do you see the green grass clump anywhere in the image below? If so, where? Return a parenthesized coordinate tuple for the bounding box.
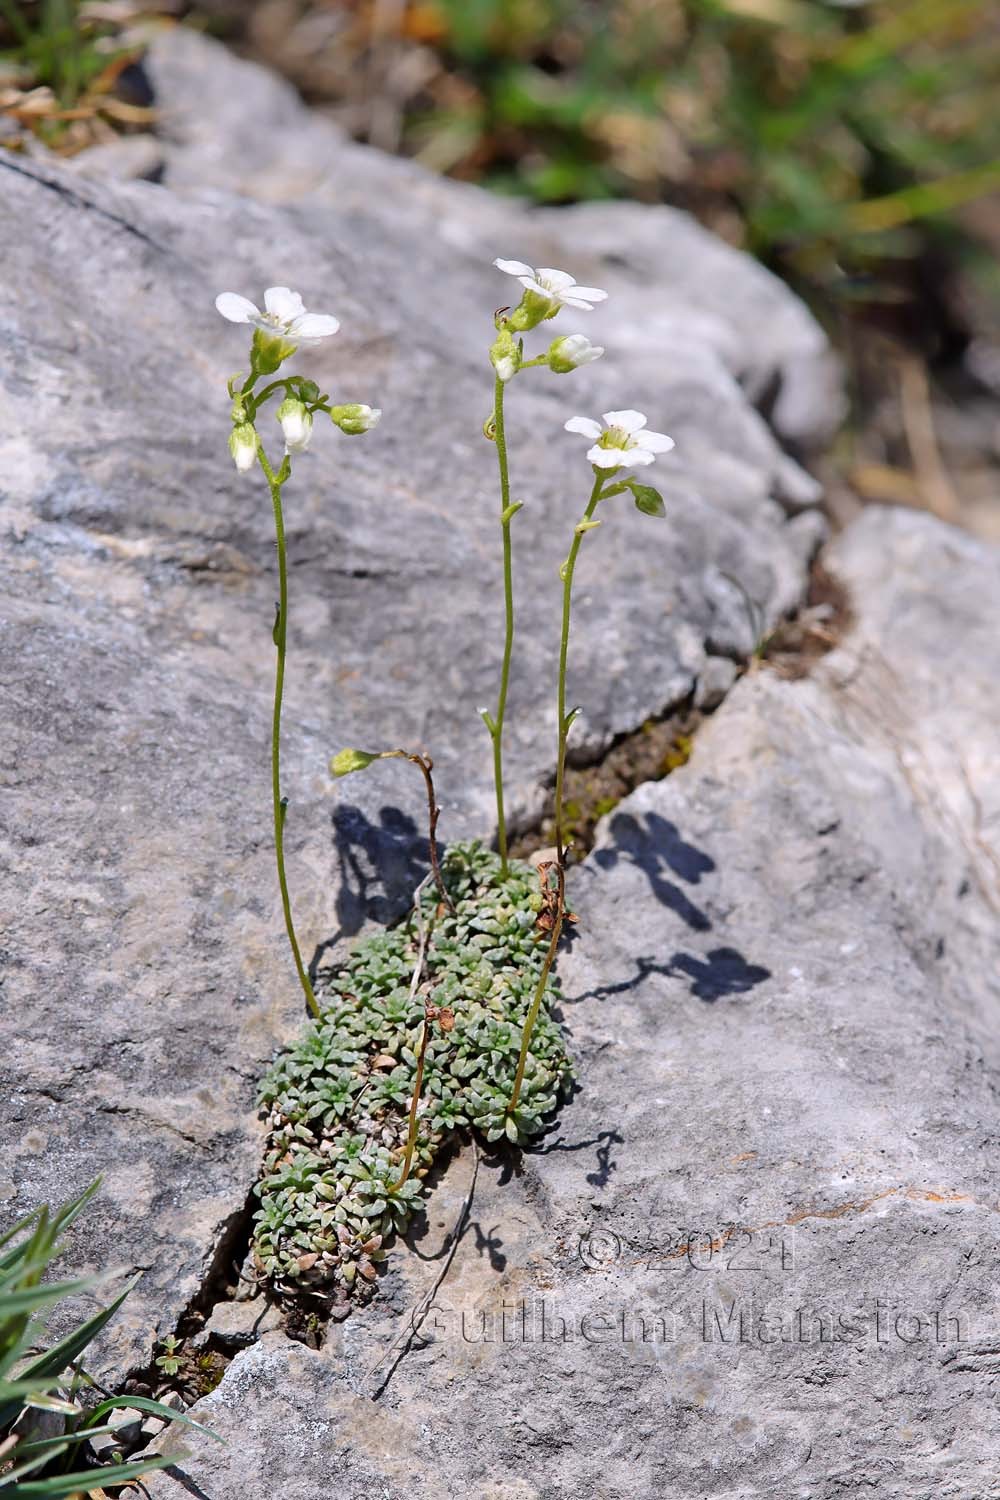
(252, 840, 573, 1297)
(1, 1182, 215, 1495)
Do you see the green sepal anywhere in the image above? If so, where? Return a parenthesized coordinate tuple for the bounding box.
(251, 327, 296, 375)
(507, 289, 552, 332)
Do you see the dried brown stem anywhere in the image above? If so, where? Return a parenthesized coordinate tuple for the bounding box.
(380, 749, 452, 911)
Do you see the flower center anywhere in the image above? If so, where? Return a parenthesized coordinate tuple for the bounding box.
(599, 426, 631, 450)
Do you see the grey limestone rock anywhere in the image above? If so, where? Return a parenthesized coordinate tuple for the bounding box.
(145, 507, 1000, 1500)
(0, 28, 829, 1376)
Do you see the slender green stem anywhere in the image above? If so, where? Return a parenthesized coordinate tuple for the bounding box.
(507, 469, 606, 1116)
(554, 471, 606, 861)
(507, 860, 564, 1115)
(390, 877, 436, 1191)
(259, 445, 321, 1021)
(491, 374, 515, 875)
(250, 377, 297, 409)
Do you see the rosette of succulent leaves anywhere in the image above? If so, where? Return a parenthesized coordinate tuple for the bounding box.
(253, 842, 573, 1303)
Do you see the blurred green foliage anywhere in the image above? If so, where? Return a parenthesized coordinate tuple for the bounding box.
(401, 0, 1000, 291)
(3, 0, 999, 305)
(0, 0, 107, 106)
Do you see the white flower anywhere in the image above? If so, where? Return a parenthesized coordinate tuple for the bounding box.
(228, 422, 257, 473)
(494, 259, 608, 312)
(330, 403, 381, 435)
(565, 410, 675, 469)
(548, 333, 604, 373)
(277, 397, 313, 453)
(215, 286, 340, 344)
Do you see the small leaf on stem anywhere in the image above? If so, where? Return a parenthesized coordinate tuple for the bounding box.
(628, 480, 666, 518)
(330, 748, 380, 777)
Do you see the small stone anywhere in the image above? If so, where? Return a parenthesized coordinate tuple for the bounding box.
(695, 655, 739, 711)
(194, 1297, 284, 1352)
(88, 1431, 127, 1462)
(105, 1407, 145, 1451)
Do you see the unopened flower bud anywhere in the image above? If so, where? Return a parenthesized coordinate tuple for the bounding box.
(489, 328, 519, 383)
(330, 403, 381, 435)
(331, 748, 380, 777)
(548, 333, 604, 374)
(228, 422, 257, 473)
(277, 397, 313, 453)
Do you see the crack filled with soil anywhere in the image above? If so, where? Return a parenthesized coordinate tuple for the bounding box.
(514, 554, 853, 861)
(133, 550, 853, 1406)
(121, 1185, 259, 1407)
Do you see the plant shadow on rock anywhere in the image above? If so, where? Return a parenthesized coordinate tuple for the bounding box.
(312, 801, 432, 966)
(530, 1128, 625, 1190)
(581, 809, 771, 1004)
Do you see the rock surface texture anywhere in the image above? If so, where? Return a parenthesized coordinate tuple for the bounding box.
(142, 506, 1000, 1499)
(2, 26, 997, 1500)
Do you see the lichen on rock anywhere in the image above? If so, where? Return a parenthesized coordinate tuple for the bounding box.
(252, 841, 573, 1298)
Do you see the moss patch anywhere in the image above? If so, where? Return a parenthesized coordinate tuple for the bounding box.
(253, 841, 573, 1302)
(513, 707, 701, 860)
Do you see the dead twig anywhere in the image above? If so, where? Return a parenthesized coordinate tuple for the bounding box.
(898, 355, 960, 524)
(367, 1142, 480, 1399)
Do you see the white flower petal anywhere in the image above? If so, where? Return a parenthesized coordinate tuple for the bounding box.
(579, 344, 604, 364)
(288, 312, 341, 340)
(265, 286, 306, 322)
(634, 430, 675, 453)
(565, 416, 603, 439)
(536, 268, 575, 291)
(215, 292, 260, 324)
(603, 410, 647, 433)
(566, 285, 608, 303)
(620, 448, 656, 467)
(494, 258, 535, 277)
(521, 277, 551, 298)
(589, 446, 627, 468)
